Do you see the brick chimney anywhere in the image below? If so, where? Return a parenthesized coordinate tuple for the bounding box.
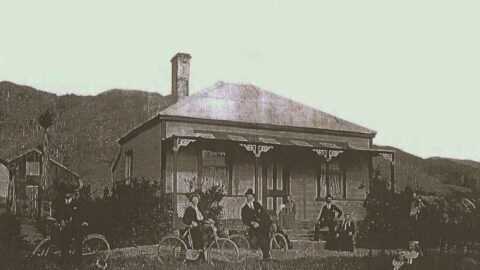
(171, 53, 191, 102)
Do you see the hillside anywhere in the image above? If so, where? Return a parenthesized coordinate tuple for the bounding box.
(0, 81, 173, 194)
(1, 81, 478, 196)
(373, 146, 479, 195)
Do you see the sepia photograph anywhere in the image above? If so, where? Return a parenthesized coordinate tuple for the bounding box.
(0, 1, 479, 269)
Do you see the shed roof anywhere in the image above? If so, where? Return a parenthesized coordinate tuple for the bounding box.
(7, 149, 82, 179)
(159, 82, 375, 135)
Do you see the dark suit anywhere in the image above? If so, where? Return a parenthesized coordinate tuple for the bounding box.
(338, 220, 355, 252)
(241, 201, 272, 260)
(55, 199, 83, 264)
(314, 203, 342, 249)
(182, 206, 208, 250)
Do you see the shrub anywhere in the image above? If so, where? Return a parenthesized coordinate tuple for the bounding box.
(0, 212, 30, 270)
(50, 178, 172, 248)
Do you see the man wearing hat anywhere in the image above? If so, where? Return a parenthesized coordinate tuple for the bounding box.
(56, 186, 85, 265)
(241, 188, 273, 261)
(314, 194, 343, 249)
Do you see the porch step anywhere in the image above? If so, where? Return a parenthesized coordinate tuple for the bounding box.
(291, 240, 326, 251)
(293, 220, 316, 230)
(284, 229, 314, 241)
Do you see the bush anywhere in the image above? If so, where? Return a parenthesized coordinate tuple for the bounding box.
(50, 178, 172, 249)
(195, 185, 226, 224)
(0, 212, 30, 270)
(356, 171, 413, 250)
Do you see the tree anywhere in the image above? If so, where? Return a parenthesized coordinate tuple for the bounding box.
(37, 108, 54, 218)
(38, 109, 53, 190)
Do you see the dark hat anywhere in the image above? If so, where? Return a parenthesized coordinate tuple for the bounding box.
(244, 188, 255, 196)
(325, 194, 333, 200)
(187, 193, 200, 202)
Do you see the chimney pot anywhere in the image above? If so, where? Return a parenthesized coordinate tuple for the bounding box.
(171, 53, 191, 101)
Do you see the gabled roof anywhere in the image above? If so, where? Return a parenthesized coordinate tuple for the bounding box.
(7, 149, 82, 179)
(159, 82, 375, 135)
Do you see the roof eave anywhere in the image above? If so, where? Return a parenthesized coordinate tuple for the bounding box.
(158, 114, 376, 138)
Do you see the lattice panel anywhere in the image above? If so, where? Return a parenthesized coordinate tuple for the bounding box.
(220, 196, 245, 220)
(176, 194, 189, 218)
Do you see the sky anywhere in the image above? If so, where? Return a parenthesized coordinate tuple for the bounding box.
(0, 0, 479, 162)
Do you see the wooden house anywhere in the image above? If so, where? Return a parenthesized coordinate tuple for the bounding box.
(7, 148, 82, 218)
(112, 53, 395, 229)
(0, 158, 10, 212)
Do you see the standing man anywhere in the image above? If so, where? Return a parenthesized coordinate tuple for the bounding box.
(56, 187, 85, 265)
(314, 194, 342, 249)
(241, 188, 272, 261)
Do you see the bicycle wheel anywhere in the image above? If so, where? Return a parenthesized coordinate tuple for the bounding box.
(157, 235, 188, 265)
(82, 234, 110, 269)
(32, 238, 53, 257)
(228, 234, 251, 262)
(206, 238, 239, 265)
(270, 233, 288, 252)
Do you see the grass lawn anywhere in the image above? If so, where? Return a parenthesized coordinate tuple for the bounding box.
(28, 250, 479, 270)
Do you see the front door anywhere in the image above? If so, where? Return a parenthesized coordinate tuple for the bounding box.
(25, 185, 38, 219)
(262, 160, 285, 214)
(290, 157, 316, 221)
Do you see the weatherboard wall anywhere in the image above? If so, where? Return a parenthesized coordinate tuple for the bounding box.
(113, 122, 162, 183)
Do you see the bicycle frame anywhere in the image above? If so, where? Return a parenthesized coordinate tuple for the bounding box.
(182, 222, 220, 251)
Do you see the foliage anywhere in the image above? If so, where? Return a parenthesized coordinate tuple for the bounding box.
(188, 185, 226, 224)
(37, 108, 54, 130)
(0, 212, 30, 270)
(356, 171, 413, 250)
(49, 178, 172, 248)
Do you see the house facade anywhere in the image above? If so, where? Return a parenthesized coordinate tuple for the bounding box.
(0, 159, 11, 212)
(8, 148, 82, 218)
(112, 53, 395, 229)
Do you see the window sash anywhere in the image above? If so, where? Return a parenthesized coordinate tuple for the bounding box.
(125, 151, 133, 179)
(316, 161, 345, 199)
(26, 162, 40, 176)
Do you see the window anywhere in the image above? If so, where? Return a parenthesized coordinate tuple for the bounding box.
(201, 150, 229, 192)
(26, 161, 40, 176)
(125, 150, 133, 179)
(316, 160, 346, 199)
(329, 161, 346, 199)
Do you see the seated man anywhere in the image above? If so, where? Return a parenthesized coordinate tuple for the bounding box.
(241, 188, 273, 261)
(182, 193, 214, 250)
(314, 194, 342, 250)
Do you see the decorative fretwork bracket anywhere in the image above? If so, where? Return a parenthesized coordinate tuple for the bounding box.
(240, 144, 274, 157)
(173, 138, 196, 152)
(328, 150, 343, 161)
(312, 149, 344, 161)
(379, 153, 394, 164)
(312, 149, 328, 159)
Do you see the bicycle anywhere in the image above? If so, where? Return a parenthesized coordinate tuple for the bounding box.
(157, 221, 239, 265)
(31, 217, 111, 269)
(228, 226, 289, 262)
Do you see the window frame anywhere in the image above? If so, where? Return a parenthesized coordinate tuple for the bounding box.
(26, 161, 41, 176)
(316, 160, 346, 200)
(125, 150, 133, 179)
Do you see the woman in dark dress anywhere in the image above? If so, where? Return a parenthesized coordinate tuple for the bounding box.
(284, 195, 296, 229)
(182, 193, 214, 250)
